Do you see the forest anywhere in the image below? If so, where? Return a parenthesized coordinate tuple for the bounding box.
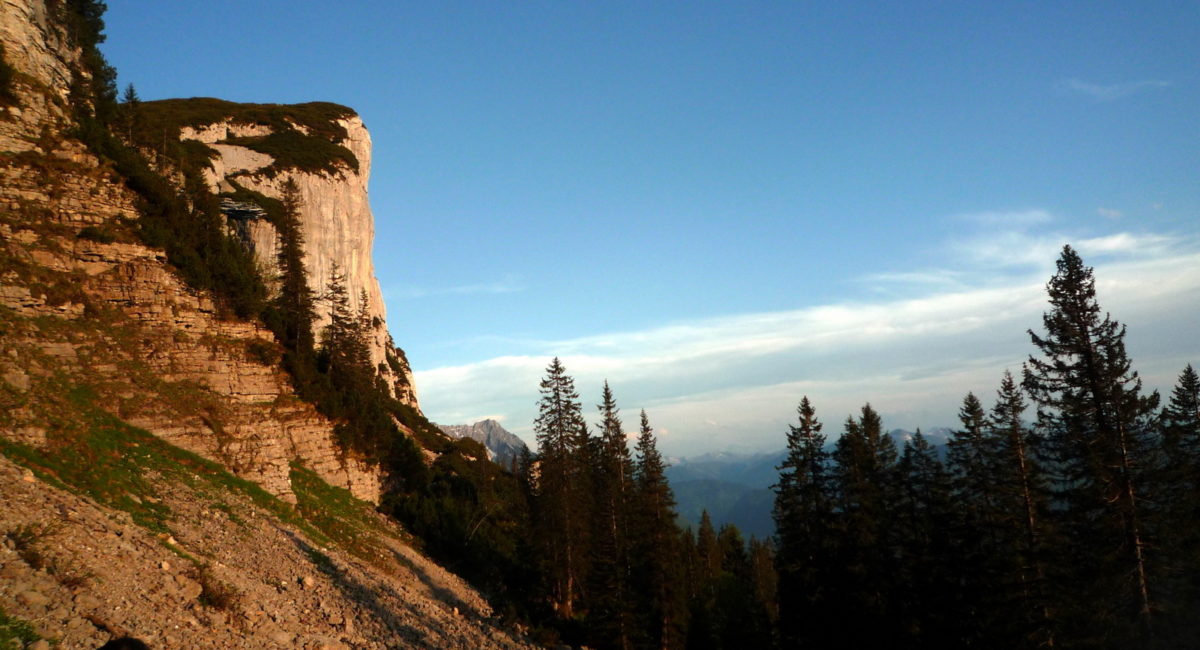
(773, 247, 1199, 650)
(56, 1, 1198, 648)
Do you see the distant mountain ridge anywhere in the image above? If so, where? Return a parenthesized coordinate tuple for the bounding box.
(667, 428, 955, 539)
(437, 419, 528, 468)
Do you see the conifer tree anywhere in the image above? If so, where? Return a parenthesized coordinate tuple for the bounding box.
(1161, 364, 1200, 476)
(894, 430, 960, 648)
(119, 82, 140, 142)
(271, 179, 317, 383)
(632, 409, 683, 650)
(1160, 364, 1200, 624)
(829, 404, 899, 646)
(989, 370, 1055, 648)
(945, 392, 1006, 640)
(588, 381, 635, 650)
(772, 396, 833, 648)
(711, 526, 772, 650)
(947, 392, 1003, 536)
(532, 358, 590, 618)
(1023, 245, 1160, 641)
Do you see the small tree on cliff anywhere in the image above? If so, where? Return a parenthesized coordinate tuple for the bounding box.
(269, 179, 317, 384)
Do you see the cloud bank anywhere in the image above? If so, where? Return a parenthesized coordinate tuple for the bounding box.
(414, 226, 1200, 455)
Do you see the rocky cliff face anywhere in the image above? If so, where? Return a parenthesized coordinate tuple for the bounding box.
(178, 109, 419, 408)
(0, 0, 75, 153)
(0, 0, 387, 503)
(0, 5, 536, 646)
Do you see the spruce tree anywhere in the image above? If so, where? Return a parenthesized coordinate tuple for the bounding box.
(532, 358, 590, 618)
(945, 392, 1005, 641)
(588, 381, 635, 650)
(947, 392, 1003, 537)
(686, 511, 722, 650)
(894, 430, 960, 649)
(632, 409, 683, 650)
(1160, 364, 1200, 628)
(1023, 245, 1160, 642)
(1161, 364, 1200, 475)
(772, 396, 833, 649)
(989, 370, 1056, 648)
(272, 179, 317, 385)
(119, 82, 140, 142)
(830, 404, 899, 646)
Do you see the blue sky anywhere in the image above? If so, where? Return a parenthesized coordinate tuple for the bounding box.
(101, 2, 1199, 455)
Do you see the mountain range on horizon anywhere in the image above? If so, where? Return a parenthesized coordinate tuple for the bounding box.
(667, 428, 955, 539)
(437, 419, 529, 468)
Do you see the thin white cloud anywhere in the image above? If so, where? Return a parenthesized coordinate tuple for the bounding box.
(860, 270, 966, 290)
(953, 229, 1175, 270)
(1098, 207, 1123, 220)
(396, 274, 524, 299)
(416, 235, 1200, 455)
(1059, 78, 1172, 102)
(956, 209, 1053, 227)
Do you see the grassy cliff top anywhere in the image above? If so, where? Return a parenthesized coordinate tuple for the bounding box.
(135, 97, 361, 176)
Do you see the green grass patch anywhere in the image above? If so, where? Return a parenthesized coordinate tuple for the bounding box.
(305, 546, 337, 574)
(209, 501, 246, 527)
(290, 461, 392, 563)
(0, 607, 42, 647)
(0, 382, 329, 546)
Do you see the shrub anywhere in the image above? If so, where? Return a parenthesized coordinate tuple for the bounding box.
(195, 565, 239, 610)
(245, 339, 280, 366)
(0, 44, 17, 107)
(77, 225, 116, 243)
(5, 522, 55, 570)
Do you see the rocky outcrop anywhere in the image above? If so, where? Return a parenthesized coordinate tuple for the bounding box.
(0, 0, 383, 503)
(181, 112, 419, 408)
(0, 0, 76, 153)
(0, 453, 535, 649)
(0, 4, 535, 649)
(438, 420, 529, 468)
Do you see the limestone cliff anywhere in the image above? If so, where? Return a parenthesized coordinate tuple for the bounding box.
(168, 102, 418, 408)
(0, 0, 385, 503)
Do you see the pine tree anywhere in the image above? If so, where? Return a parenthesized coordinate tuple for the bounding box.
(945, 392, 1006, 641)
(772, 396, 834, 649)
(1161, 364, 1200, 476)
(319, 262, 373, 386)
(588, 381, 635, 650)
(1160, 364, 1200, 628)
(271, 179, 317, 384)
(1023, 245, 1161, 642)
(711, 526, 772, 650)
(632, 409, 683, 650)
(830, 404, 899, 646)
(894, 430, 959, 648)
(947, 392, 1003, 537)
(119, 82, 140, 142)
(532, 358, 590, 618)
(989, 370, 1055, 648)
